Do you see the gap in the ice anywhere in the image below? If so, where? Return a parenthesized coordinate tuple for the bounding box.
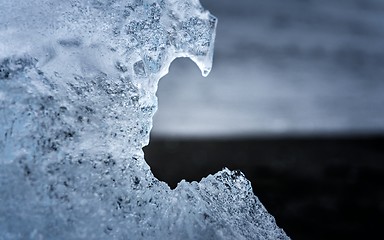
(146, 57, 212, 189)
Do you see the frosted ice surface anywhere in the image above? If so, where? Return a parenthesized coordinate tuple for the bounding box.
(0, 0, 289, 239)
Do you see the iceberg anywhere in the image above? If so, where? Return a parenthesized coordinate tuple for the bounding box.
(0, 0, 289, 239)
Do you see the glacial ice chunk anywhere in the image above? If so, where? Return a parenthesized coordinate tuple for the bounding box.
(0, 0, 289, 239)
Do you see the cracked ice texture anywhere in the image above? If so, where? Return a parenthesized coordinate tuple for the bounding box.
(0, 0, 289, 239)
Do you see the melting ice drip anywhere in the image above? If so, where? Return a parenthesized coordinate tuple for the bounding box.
(0, 0, 289, 239)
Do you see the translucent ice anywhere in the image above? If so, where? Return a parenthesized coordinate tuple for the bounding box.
(0, 0, 289, 239)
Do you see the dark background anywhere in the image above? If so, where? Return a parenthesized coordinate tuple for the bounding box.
(145, 0, 384, 239)
(145, 136, 384, 240)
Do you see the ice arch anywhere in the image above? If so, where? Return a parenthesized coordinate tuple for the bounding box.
(0, 0, 289, 239)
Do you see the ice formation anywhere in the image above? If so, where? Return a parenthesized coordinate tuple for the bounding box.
(0, 0, 289, 239)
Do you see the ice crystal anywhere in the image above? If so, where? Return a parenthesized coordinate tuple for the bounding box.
(0, 0, 289, 239)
